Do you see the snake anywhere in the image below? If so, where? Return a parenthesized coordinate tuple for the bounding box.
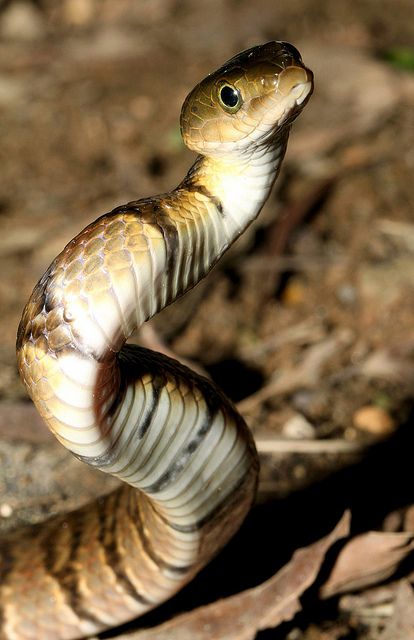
(3, 41, 313, 639)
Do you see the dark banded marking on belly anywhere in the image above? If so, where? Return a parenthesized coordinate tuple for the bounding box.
(41, 515, 108, 628)
(95, 492, 152, 606)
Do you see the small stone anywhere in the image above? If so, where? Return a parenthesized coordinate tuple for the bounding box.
(344, 426, 358, 442)
(282, 413, 316, 439)
(336, 283, 357, 305)
(353, 405, 395, 436)
(281, 277, 306, 306)
(0, 1, 45, 41)
(293, 464, 306, 480)
(63, 0, 96, 26)
(0, 503, 13, 518)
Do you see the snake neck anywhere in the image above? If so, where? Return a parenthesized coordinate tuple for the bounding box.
(80, 135, 289, 486)
(178, 130, 289, 253)
(16, 129, 290, 471)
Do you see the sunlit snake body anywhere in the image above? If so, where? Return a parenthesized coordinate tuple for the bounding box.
(3, 42, 313, 639)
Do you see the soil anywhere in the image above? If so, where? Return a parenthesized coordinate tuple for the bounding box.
(0, 1, 414, 639)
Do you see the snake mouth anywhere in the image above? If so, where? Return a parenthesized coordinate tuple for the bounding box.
(277, 65, 313, 105)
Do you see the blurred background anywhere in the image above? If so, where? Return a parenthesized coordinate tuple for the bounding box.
(0, 1, 414, 638)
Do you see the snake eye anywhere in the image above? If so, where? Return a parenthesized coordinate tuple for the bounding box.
(218, 84, 242, 113)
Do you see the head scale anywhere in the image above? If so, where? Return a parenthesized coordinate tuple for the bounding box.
(180, 41, 313, 158)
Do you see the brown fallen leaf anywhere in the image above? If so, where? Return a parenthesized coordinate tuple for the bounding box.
(111, 512, 350, 640)
(339, 583, 396, 616)
(320, 531, 414, 599)
(380, 580, 414, 640)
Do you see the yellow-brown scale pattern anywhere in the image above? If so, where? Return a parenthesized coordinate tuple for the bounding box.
(2, 41, 313, 639)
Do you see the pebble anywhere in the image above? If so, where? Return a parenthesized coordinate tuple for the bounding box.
(281, 277, 306, 306)
(63, 0, 96, 26)
(336, 283, 357, 306)
(0, 0, 45, 41)
(352, 405, 395, 436)
(293, 464, 306, 480)
(0, 503, 13, 518)
(282, 413, 316, 440)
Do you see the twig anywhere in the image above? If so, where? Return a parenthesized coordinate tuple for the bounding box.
(239, 254, 337, 274)
(377, 218, 414, 250)
(238, 330, 353, 414)
(240, 318, 324, 359)
(256, 437, 363, 455)
(263, 176, 337, 256)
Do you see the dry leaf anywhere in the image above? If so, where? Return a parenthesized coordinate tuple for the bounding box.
(380, 580, 414, 640)
(320, 531, 414, 598)
(113, 512, 350, 640)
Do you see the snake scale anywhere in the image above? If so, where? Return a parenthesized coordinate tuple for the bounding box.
(3, 41, 313, 639)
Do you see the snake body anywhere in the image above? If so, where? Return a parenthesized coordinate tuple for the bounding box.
(3, 42, 313, 639)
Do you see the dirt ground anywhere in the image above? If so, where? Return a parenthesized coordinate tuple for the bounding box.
(1, 1, 414, 638)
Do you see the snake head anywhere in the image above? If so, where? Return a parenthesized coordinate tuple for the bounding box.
(180, 41, 313, 158)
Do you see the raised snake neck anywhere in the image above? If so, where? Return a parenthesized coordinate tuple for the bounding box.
(4, 42, 313, 639)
